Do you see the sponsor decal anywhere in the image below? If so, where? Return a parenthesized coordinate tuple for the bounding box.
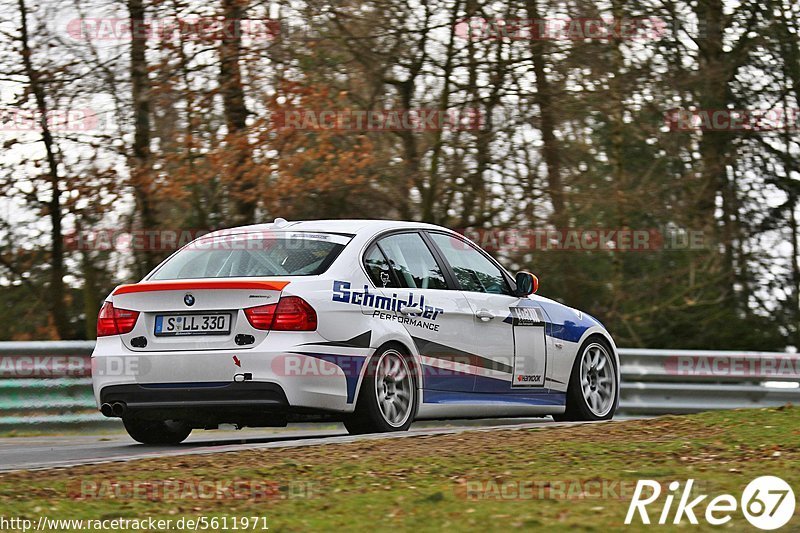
(332, 281, 444, 320)
(516, 374, 543, 384)
(508, 306, 544, 326)
(371, 311, 440, 332)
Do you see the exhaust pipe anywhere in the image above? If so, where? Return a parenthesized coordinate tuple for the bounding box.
(111, 402, 127, 417)
(100, 403, 114, 417)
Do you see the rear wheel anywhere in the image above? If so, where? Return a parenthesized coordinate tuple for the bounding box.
(553, 337, 618, 422)
(123, 417, 192, 445)
(344, 346, 417, 434)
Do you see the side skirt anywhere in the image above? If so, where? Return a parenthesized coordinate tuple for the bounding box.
(415, 390, 566, 420)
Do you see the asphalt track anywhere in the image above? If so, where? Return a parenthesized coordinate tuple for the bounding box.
(0, 418, 606, 473)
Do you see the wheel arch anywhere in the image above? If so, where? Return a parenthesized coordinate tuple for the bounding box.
(351, 337, 423, 408)
(552, 329, 620, 422)
(575, 326, 620, 387)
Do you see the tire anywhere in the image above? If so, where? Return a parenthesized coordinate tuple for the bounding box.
(123, 416, 192, 445)
(344, 345, 417, 434)
(552, 336, 618, 422)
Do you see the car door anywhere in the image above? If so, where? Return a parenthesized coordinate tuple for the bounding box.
(426, 232, 548, 392)
(364, 232, 477, 392)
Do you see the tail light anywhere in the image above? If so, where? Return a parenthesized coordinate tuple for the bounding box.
(272, 296, 318, 331)
(243, 302, 277, 330)
(244, 296, 317, 331)
(97, 301, 140, 337)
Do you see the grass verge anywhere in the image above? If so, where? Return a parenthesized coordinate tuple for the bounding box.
(0, 407, 798, 531)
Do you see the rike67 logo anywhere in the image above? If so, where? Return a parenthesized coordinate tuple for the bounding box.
(625, 476, 795, 530)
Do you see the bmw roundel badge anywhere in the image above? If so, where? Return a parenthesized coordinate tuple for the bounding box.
(184, 293, 195, 306)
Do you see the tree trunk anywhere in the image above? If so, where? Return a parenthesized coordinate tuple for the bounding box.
(219, 0, 256, 225)
(778, 4, 800, 344)
(525, 0, 565, 228)
(17, 0, 69, 339)
(694, 0, 738, 306)
(422, 0, 461, 224)
(128, 0, 158, 275)
(606, 0, 629, 326)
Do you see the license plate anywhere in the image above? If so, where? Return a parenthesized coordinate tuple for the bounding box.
(154, 314, 232, 336)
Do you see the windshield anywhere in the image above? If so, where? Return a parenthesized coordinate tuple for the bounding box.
(149, 232, 351, 280)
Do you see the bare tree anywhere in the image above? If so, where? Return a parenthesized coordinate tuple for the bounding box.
(16, 0, 69, 338)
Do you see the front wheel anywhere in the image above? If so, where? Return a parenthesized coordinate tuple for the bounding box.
(553, 338, 618, 422)
(123, 417, 192, 445)
(344, 346, 417, 434)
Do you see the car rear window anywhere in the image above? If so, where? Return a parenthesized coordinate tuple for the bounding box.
(149, 232, 351, 280)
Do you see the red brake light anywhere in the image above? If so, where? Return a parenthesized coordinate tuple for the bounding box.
(244, 297, 317, 331)
(244, 303, 277, 330)
(96, 301, 140, 337)
(114, 307, 139, 333)
(97, 302, 117, 337)
(272, 296, 318, 331)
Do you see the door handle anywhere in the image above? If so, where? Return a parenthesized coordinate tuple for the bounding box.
(400, 306, 423, 315)
(475, 309, 494, 322)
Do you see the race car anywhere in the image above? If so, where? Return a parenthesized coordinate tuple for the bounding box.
(92, 219, 619, 444)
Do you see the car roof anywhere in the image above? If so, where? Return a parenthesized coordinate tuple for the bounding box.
(203, 219, 451, 238)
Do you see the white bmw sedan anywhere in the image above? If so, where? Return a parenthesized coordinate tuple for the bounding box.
(92, 219, 619, 444)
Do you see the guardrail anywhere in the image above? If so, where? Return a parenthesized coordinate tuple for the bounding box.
(0, 341, 101, 429)
(618, 348, 800, 415)
(0, 342, 797, 428)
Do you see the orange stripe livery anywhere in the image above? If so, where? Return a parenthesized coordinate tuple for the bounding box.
(112, 280, 289, 295)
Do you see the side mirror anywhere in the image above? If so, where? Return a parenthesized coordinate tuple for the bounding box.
(515, 271, 539, 297)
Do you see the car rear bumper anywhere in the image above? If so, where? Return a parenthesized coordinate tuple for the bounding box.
(99, 381, 289, 409)
(97, 381, 350, 427)
(91, 335, 370, 416)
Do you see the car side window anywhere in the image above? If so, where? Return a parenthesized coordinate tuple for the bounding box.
(376, 233, 449, 290)
(429, 233, 511, 295)
(364, 244, 399, 288)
